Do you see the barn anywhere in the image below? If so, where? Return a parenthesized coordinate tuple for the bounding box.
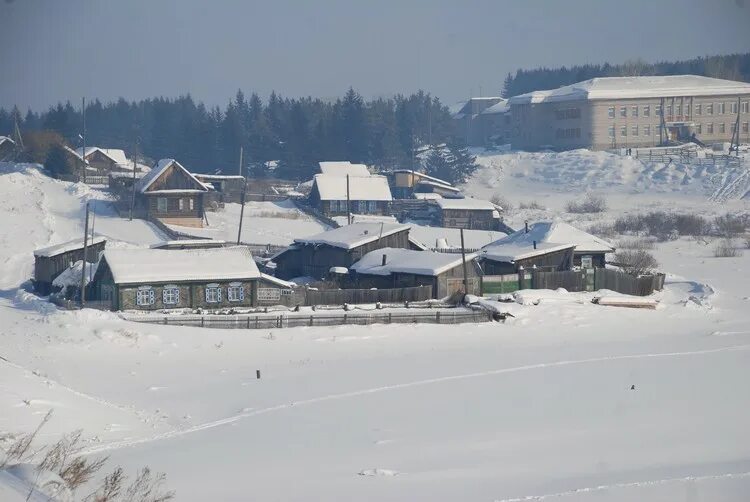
(350, 247, 482, 298)
(33, 236, 107, 295)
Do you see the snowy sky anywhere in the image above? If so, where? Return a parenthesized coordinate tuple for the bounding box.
(1, 0, 749, 111)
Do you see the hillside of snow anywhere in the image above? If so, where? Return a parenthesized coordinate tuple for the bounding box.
(1, 161, 749, 501)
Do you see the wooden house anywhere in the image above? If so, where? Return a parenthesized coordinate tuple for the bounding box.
(135, 159, 208, 228)
(479, 222, 578, 274)
(272, 222, 418, 280)
(350, 247, 482, 298)
(308, 174, 392, 217)
(527, 221, 615, 267)
(432, 197, 501, 230)
(33, 236, 106, 295)
(390, 169, 460, 199)
(0, 136, 16, 161)
(75, 147, 129, 173)
(90, 246, 298, 311)
(193, 174, 246, 207)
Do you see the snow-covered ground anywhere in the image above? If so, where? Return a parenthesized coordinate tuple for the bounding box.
(1, 157, 749, 501)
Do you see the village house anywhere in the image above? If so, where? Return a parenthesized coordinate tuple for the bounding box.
(135, 159, 208, 227)
(192, 174, 246, 207)
(389, 169, 460, 199)
(318, 161, 371, 177)
(479, 222, 578, 274)
(272, 222, 418, 280)
(432, 197, 501, 230)
(350, 247, 482, 298)
(90, 246, 297, 311)
(0, 136, 16, 161)
(308, 173, 393, 217)
(74, 147, 130, 173)
(33, 236, 107, 295)
(526, 221, 615, 267)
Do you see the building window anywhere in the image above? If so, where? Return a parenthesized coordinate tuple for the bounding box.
(742, 102, 749, 113)
(718, 103, 725, 115)
(608, 125, 615, 138)
(643, 125, 651, 136)
(631, 125, 639, 136)
(695, 104, 702, 115)
(707, 123, 714, 134)
(620, 126, 627, 137)
(329, 200, 339, 212)
(189, 198, 194, 211)
(227, 283, 244, 302)
(719, 123, 725, 134)
(368, 201, 377, 212)
(655, 104, 662, 116)
(643, 105, 650, 117)
(357, 200, 367, 213)
(157, 198, 167, 212)
(163, 287, 179, 305)
(731, 102, 738, 114)
(685, 105, 691, 117)
(554, 108, 581, 120)
(743, 122, 749, 133)
(666, 105, 672, 117)
(696, 123, 702, 134)
(706, 104, 713, 115)
(136, 287, 155, 306)
(205, 284, 222, 303)
(608, 107, 615, 118)
(620, 106, 627, 118)
(631, 106, 638, 117)
(675, 104, 681, 116)
(178, 199, 184, 211)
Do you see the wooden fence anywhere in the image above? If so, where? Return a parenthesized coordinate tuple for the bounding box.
(305, 285, 433, 305)
(481, 268, 665, 297)
(121, 308, 492, 329)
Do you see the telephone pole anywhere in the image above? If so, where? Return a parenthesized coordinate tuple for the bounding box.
(81, 97, 86, 183)
(236, 147, 246, 245)
(79, 202, 90, 308)
(130, 138, 138, 220)
(460, 228, 469, 298)
(346, 174, 351, 225)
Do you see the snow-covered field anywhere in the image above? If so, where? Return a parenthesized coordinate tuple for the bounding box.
(1, 155, 750, 501)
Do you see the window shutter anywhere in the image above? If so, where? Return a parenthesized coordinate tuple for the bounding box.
(239, 287, 244, 301)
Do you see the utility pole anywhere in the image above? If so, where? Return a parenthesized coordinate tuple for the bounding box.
(346, 174, 351, 225)
(460, 228, 469, 298)
(730, 97, 741, 156)
(236, 147, 246, 245)
(130, 138, 138, 220)
(81, 97, 86, 184)
(79, 202, 89, 308)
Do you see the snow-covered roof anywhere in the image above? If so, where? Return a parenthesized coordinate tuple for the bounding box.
(351, 247, 476, 277)
(408, 225, 505, 250)
(136, 159, 208, 194)
(312, 174, 392, 201)
(508, 75, 750, 104)
(416, 180, 461, 193)
(102, 246, 260, 284)
(433, 197, 498, 211)
(34, 236, 106, 258)
(75, 147, 128, 165)
(481, 221, 612, 262)
(260, 273, 295, 288)
(294, 222, 410, 250)
(480, 99, 510, 115)
(193, 174, 246, 181)
(413, 192, 443, 200)
(52, 260, 98, 289)
(392, 169, 454, 188)
(318, 161, 371, 177)
(150, 239, 227, 249)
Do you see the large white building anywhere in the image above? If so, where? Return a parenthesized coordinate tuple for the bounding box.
(504, 75, 750, 150)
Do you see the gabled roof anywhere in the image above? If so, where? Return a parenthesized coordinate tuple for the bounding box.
(480, 99, 510, 115)
(434, 197, 498, 211)
(392, 169, 455, 188)
(508, 75, 750, 104)
(34, 236, 106, 258)
(136, 159, 208, 194)
(481, 221, 612, 262)
(294, 222, 410, 250)
(75, 147, 128, 165)
(351, 247, 476, 277)
(312, 174, 392, 201)
(319, 161, 371, 177)
(101, 246, 260, 284)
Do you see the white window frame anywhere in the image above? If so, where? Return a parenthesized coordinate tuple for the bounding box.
(329, 200, 338, 212)
(136, 287, 155, 306)
(643, 105, 650, 117)
(695, 103, 702, 115)
(666, 105, 672, 116)
(357, 200, 367, 213)
(742, 102, 749, 113)
(643, 125, 651, 136)
(655, 105, 662, 116)
(157, 197, 168, 212)
(707, 123, 714, 134)
(205, 284, 222, 303)
(178, 199, 184, 211)
(163, 286, 180, 305)
(719, 123, 725, 134)
(608, 126, 615, 138)
(718, 102, 725, 115)
(631, 105, 638, 117)
(367, 201, 377, 213)
(189, 198, 194, 211)
(675, 104, 681, 116)
(706, 104, 713, 115)
(696, 123, 702, 134)
(631, 125, 638, 137)
(620, 126, 627, 137)
(607, 107, 615, 118)
(731, 102, 738, 114)
(743, 122, 749, 133)
(619, 106, 627, 118)
(227, 283, 244, 302)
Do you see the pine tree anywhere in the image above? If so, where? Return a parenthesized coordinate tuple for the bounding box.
(44, 143, 74, 178)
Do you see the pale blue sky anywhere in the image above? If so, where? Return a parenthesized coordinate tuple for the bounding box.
(1, 0, 749, 111)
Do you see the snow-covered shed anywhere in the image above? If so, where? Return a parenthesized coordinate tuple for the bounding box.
(33, 236, 106, 295)
(135, 159, 208, 227)
(479, 221, 590, 274)
(272, 222, 419, 280)
(90, 246, 296, 310)
(350, 247, 481, 298)
(432, 197, 501, 231)
(308, 173, 392, 217)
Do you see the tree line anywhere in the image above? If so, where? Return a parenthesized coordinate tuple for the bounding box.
(0, 88, 470, 181)
(502, 53, 750, 97)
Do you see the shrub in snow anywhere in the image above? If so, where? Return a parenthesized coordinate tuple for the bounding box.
(714, 214, 747, 238)
(617, 237, 655, 250)
(714, 239, 741, 258)
(490, 194, 512, 212)
(614, 249, 658, 276)
(614, 211, 709, 241)
(587, 222, 616, 239)
(518, 200, 544, 210)
(565, 193, 607, 214)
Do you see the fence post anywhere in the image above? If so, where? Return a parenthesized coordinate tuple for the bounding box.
(255, 316, 259, 329)
(201, 316, 204, 327)
(247, 317, 250, 329)
(388, 313, 392, 324)
(164, 317, 168, 325)
(436, 311, 441, 324)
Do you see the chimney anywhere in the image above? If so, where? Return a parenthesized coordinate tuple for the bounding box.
(382, 254, 387, 266)
(525, 221, 529, 233)
(533, 240, 537, 249)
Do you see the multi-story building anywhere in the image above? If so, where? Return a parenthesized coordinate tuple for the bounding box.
(506, 75, 750, 150)
(450, 97, 506, 147)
